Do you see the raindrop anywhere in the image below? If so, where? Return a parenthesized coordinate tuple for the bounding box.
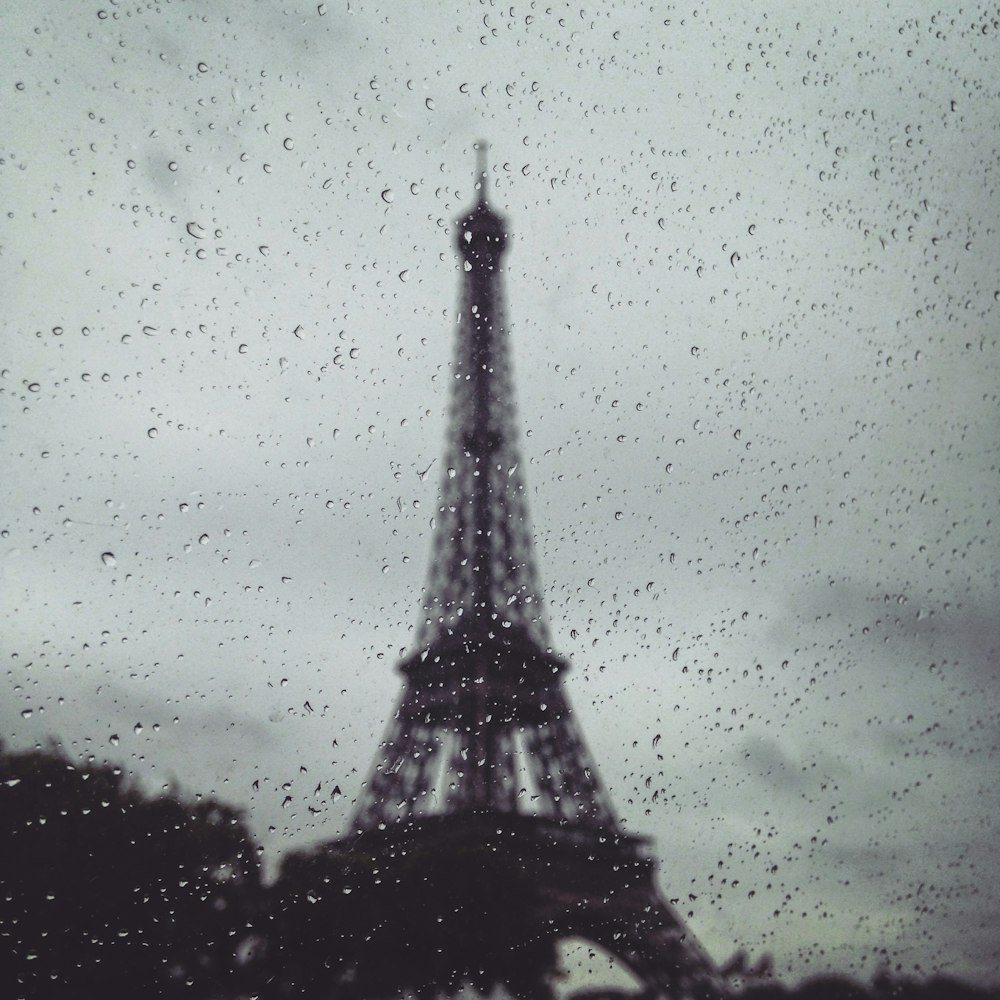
(283, 137, 294, 150)
(410, 182, 420, 195)
(197, 62, 208, 73)
(21, 709, 33, 719)
(109, 734, 119, 746)
(614, 511, 623, 520)
(133, 723, 143, 735)
(198, 533, 209, 545)
(147, 427, 158, 439)
(28, 382, 40, 392)
(101, 552, 116, 567)
(186, 221, 205, 239)
(425, 98, 435, 110)
(381, 189, 394, 203)
(399, 270, 409, 282)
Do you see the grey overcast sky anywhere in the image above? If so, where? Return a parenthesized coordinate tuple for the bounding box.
(3, 0, 998, 988)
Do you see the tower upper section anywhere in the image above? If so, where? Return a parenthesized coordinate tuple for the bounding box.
(456, 195, 507, 268)
(408, 149, 552, 664)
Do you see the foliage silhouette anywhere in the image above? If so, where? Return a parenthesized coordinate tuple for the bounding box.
(739, 973, 1000, 1000)
(0, 741, 263, 999)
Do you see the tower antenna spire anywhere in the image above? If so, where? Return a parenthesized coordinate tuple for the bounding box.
(475, 138, 489, 201)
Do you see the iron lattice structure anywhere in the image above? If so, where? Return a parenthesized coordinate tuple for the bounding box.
(336, 152, 723, 999)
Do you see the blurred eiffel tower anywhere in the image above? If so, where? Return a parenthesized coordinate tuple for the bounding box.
(326, 144, 723, 1000)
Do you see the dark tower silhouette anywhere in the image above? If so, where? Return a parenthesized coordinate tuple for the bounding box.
(334, 144, 722, 999)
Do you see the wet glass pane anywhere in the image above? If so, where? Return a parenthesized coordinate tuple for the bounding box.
(3, 4, 998, 997)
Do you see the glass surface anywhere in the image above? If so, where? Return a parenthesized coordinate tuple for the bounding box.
(3, 3, 998, 996)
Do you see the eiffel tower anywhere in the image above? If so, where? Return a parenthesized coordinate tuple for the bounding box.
(302, 146, 724, 1000)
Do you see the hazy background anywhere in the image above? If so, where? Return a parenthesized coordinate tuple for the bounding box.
(3, 0, 998, 987)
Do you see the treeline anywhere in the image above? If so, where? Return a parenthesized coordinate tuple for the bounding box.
(1, 741, 263, 998)
(1, 744, 996, 999)
(740, 977, 1000, 1000)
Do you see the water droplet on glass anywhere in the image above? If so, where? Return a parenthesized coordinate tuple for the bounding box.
(109, 734, 119, 746)
(381, 189, 394, 203)
(168, 161, 178, 172)
(147, 427, 158, 439)
(21, 709, 33, 719)
(28, 382, 40, 392)
(186, 221, 205, 239)
(133, 723, 143, 735)
(425, 98, 435, 110)
(283, 137, 294, 150)
(101, 552, 116, 567)
(398, 270, 409, 282)
(197, 62, 208, 73)
(199, 533, 209, 545)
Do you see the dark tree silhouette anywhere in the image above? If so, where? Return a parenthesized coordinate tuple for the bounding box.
(0, 741, 263, 999)
(739, 972, 1000, 1000)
